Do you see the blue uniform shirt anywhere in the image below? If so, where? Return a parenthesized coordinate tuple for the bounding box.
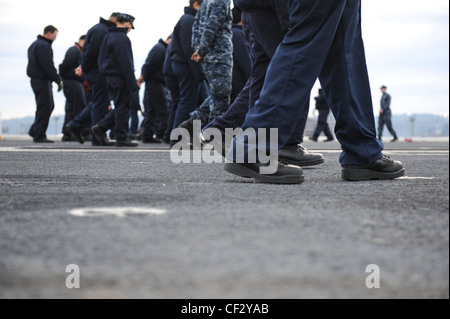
(98, 27, 138, 94)
(192, 0, 233, 66)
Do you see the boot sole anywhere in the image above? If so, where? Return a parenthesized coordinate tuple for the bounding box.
(224, 163, 305, 185)
(342, 168, 405, 181)
(279, 157, 325, 167)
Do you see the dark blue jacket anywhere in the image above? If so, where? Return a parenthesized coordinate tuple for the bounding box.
(81, 17, 117, 74)
(27, 35, 60, 84)
(98, 27, 138, 94)
(171, 6, 203, 81)
(141, 39, 168, 83)
(234, 0, 290, 31)
(163, 41, 175, 78)
(59, 43, 83, 82)
(381, 93, 392, 111)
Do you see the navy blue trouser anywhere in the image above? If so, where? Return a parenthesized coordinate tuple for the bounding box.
(190, 62, 233, 124)
(86, 69, 110, 127)
(164, 75, 180, 142)
(29, 79, 54, 141)
(69, 69, 110, 143)
(378, 110, 397, 139)
(231, 64, 248, 104)
(142, 79, 169, 140)
(68, 101, 91, 131)
(204, 9, 308, 146)
(129, 108, 139, 134)
(312, 108, 334, 140)
(62, 79, 86, 137)
(96, 76, 130, 142)
(231, 0, 384, 166)
(171, 61, 201, 130)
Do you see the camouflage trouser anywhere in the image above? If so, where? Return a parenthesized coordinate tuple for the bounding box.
(190, 62, 232, 125)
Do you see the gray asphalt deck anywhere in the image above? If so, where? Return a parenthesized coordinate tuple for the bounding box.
(0, 136, 448, 299)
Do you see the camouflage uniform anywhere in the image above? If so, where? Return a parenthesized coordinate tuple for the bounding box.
(191, 0, 233, 124)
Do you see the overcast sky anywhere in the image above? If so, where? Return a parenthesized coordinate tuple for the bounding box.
(0, 0, 448, 120)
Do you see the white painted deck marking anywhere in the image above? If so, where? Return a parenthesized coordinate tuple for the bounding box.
(69, 207, 167, 218)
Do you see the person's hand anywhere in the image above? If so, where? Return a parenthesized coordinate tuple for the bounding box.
(58, 82, 64, 92)
(75, 65, 83, 77)
(137, 75, 145, 88)
(191, 50, 203, 63)
(380, 109, 384, 115)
